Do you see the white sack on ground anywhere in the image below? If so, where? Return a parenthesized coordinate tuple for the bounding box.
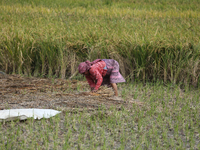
(0, 109, 61, 122)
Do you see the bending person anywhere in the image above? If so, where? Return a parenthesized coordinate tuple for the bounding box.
(78, 59, 125, 96)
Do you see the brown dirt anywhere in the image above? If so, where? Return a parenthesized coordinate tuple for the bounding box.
(0, 74, 143, 112)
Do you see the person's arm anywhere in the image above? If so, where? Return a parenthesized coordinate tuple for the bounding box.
(94, 70, 103, 90)
(89, 68, 103, 91)
(85, 75, 96, 89)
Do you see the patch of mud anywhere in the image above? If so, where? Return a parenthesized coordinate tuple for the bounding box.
(0, 74, 143, 111)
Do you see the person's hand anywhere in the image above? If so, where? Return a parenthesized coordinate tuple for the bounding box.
(91, 89, 97, 93)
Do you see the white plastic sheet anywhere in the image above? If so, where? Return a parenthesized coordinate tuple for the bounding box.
(0, 109, 61, 122)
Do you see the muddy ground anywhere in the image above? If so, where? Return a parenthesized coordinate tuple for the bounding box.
(0, 74, 143, 112)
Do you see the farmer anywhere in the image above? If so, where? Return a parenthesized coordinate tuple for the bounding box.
(78, 59, 125, 96)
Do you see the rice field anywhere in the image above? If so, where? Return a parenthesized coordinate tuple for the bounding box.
(0, 1, 200, 149)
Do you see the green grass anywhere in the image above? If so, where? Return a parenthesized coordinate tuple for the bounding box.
(0, 82, 199, 149)
(0, 0, 200, 84)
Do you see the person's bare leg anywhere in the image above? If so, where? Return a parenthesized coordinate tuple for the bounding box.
(110, 83, 118, 96)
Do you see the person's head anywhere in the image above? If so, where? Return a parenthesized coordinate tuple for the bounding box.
(82, 70, 89, 75)
(78, 61, 91, 75)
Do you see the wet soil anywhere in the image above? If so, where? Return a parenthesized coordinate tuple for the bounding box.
(0, 74, 143, 112)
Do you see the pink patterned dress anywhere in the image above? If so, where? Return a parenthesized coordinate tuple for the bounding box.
(102, 59, 125, 85)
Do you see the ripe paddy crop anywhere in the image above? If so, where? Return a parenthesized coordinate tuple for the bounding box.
(0, 0, 200, 85)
